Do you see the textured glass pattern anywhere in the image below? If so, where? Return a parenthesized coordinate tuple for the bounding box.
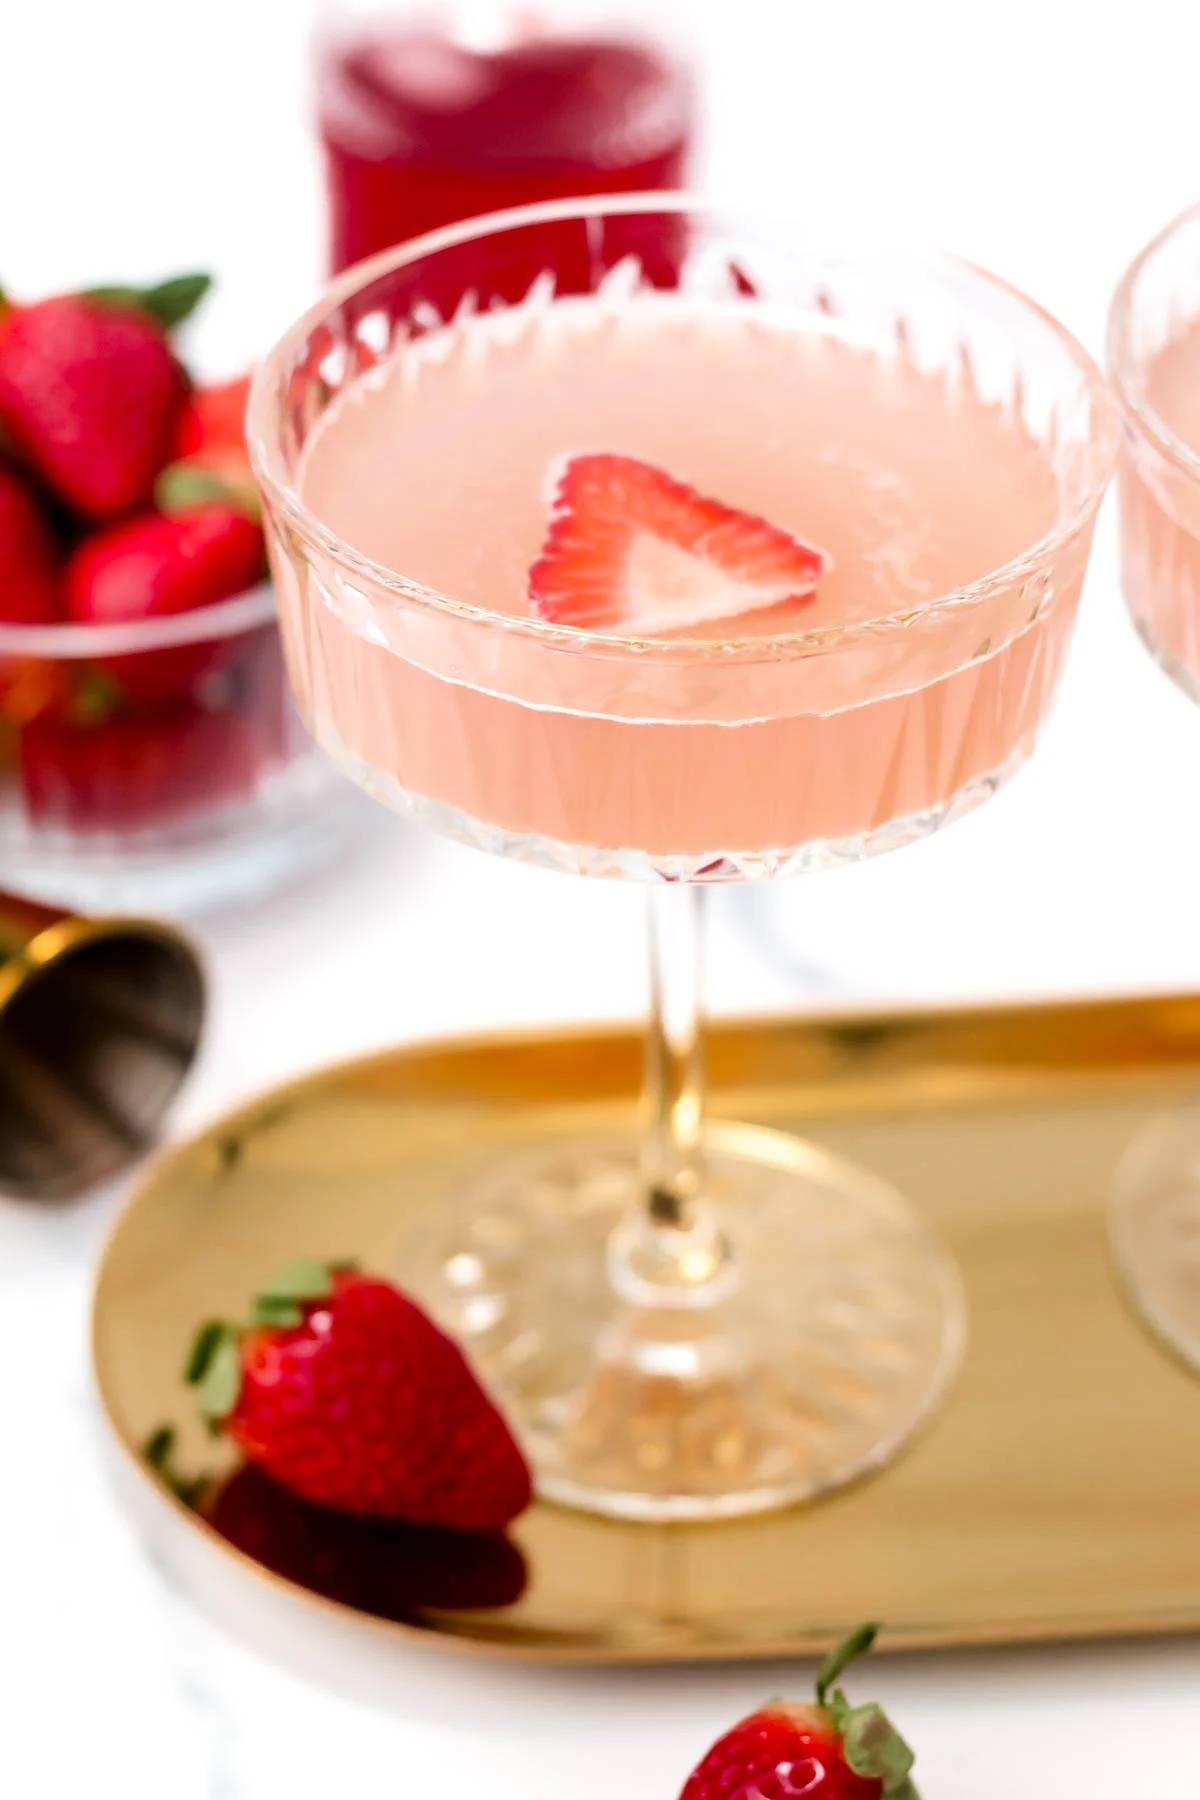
(254, 205, 1113, 877)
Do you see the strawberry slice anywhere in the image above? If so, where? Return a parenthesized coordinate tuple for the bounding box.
(528, 453, 829, 634)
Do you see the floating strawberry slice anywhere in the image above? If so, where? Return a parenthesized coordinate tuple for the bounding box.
(528, 453, 829, 634)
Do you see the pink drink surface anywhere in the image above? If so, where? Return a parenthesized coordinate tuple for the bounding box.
(285, 297, 1081, 870)
(1120, 317, 1200, 694)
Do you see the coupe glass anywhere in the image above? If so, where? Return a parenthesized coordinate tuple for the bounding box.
(249, 197, 1116, 1520)
(1108, 202, 1200, 1367)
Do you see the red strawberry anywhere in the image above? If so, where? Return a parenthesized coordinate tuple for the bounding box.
(0, 285, 204, 519)
(172, 373, 253, 463)
(528, 453, 829, 634)
(159, 373, 259, 516)
(0, 467, 69, 726)
(66, 505, 266, 702)
(19, 706, 263, 830)
(0, 463, 61, 624)
(206, 1464, 528, 1619)
(186, 1262, 532, 1532)
(680, 1624, 919, 1800)
(0, 657, 71, 728)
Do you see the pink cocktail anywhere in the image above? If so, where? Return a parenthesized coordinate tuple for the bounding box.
(295, 286, 1086, 876)
(251, 199, 1116, 1520)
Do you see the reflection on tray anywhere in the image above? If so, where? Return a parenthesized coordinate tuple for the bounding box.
(206, 1464, 528, 1620)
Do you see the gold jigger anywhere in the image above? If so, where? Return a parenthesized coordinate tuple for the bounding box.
(0, 892, 204, 1201)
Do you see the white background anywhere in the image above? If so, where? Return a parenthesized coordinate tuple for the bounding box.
(4, 0, 1200, 1793)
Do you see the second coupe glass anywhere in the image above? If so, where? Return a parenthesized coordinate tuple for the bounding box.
(1109, 202, 1200, 1368)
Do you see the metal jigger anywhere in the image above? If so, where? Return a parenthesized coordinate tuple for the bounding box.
(0, 892, 204, 1200)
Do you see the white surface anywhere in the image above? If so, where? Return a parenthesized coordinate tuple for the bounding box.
(5, 0, 1200, 1793)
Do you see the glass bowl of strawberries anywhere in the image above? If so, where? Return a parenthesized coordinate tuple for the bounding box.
(0, 274, 339, 912)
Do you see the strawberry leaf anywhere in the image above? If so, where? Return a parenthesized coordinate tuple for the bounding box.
(184, 1319, 227, 1384)
(142, 1424, 209, 1508)
(195, 1329, 242, 1423)
(83, 272, 212, 331)
(82, 285, 144, 310)
(252, 1297, 305, 1328)
(840, 1702, 918, 1797)
(144, 1424, 175, 1467)
(256, 1258, 339, 1306)
(139, 273, 212, 329)
(155, 460, 262, 521)
(70, 670, 125, 729)
(815, 1621, 879, 1707)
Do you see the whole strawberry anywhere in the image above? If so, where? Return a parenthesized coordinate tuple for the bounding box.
(159, 372, 259, 516)
(172, 372, 253, 465)
(65, 504, 266, 701)
(0, 465, 68, 730)
(0, 463, 60, 624)
(679, 1623, 918, 1800)
(186, 1261, 533, 1532)
(0, 274, 209, 519)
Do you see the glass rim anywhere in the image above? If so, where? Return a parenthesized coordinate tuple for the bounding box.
(0, 581, 276, 660)
(1107, 198, 1200, 489)
(247, 191, 1119, 661)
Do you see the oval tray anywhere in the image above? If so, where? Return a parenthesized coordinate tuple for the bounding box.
(93, 998, 1200, 1663)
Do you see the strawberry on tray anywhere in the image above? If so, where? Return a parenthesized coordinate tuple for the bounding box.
(0, 266, 292, 842)
(182, 1260, 532, 1532)
(141, 1261, 533, 1625)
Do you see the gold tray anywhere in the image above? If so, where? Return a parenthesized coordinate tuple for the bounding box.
(93, 995, 1200, 1664)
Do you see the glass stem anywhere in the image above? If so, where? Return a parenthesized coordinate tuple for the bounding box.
(643, 882, 706, 1225)
(607, 884, 731, 1303)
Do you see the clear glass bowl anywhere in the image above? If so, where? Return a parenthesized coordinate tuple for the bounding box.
(0, 584, 341, 914)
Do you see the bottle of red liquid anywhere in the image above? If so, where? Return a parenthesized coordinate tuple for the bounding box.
(317, 4, 695, 274)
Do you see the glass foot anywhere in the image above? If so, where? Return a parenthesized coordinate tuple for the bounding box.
(1112, 1104, 1200, 1369)
(399, 1122, 966, 1521)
